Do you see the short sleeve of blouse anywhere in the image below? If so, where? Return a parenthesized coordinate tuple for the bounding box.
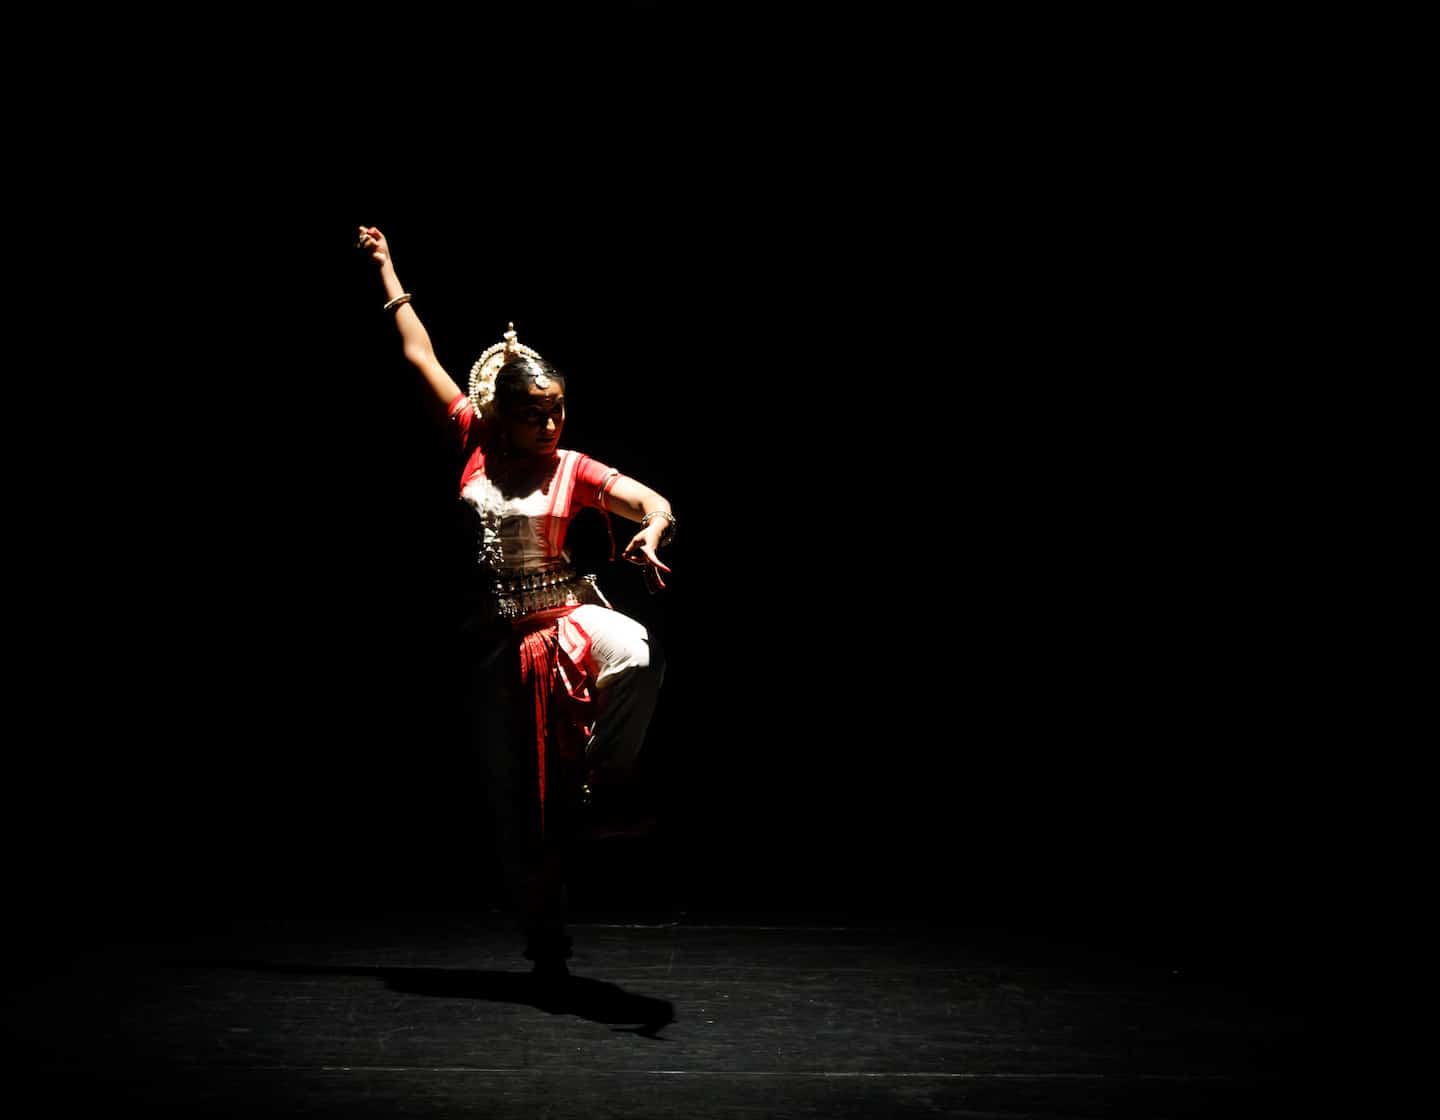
(571, 454, 623, 514)
(447, 393, 478, 444)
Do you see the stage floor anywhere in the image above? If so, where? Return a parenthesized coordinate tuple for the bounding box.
(2, 911, 1310, 1118)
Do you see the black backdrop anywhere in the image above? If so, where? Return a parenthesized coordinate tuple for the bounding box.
(9, 6, 1327, 982)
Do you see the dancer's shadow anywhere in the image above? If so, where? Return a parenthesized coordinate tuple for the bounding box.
(181, 960, 676, 1039)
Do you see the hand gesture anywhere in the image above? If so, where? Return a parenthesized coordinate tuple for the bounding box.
(355, 225, 389, 266)
(622, 523, 673, 593)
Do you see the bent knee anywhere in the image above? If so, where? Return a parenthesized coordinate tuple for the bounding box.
(597, 648, 666, 691)
(571, 605, 662, 686)
(595, 641, 665, 689)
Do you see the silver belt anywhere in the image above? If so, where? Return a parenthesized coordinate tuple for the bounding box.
(480, 560, 611, 620)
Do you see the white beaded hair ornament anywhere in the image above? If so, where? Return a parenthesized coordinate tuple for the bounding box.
(469, 322, 546, 418)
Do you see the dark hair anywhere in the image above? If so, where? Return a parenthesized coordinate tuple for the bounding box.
(493, 355, 567, 415)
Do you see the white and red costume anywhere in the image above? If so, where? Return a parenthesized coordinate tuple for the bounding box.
(446, 393, 663, 942)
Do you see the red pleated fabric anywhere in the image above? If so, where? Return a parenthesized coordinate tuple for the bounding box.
(517, 620, 597, 836)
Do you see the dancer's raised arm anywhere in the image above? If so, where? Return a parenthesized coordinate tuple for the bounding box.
(355, 225, 464, 409)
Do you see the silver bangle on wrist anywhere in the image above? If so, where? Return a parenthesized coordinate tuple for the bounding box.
(641, 510, 677, 545)
(383, 292, 413, 312)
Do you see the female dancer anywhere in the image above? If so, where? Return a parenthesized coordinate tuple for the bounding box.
(355, 225, 674, 978)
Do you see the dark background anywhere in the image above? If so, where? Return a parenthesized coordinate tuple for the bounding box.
(10, 5, 1329, 984)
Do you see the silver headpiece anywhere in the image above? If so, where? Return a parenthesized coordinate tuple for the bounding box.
(468, 322, 546, 417)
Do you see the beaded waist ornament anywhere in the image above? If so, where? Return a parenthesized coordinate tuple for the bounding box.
(482, 559, 611, 621)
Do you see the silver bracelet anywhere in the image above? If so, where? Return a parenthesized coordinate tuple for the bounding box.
(383, 292, 413, 312)
(641, 510, 676, 544)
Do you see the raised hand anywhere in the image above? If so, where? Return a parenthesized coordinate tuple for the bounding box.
(355, 225, 390, 266)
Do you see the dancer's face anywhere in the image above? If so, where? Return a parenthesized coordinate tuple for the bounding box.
(500, 380, 565, 457)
